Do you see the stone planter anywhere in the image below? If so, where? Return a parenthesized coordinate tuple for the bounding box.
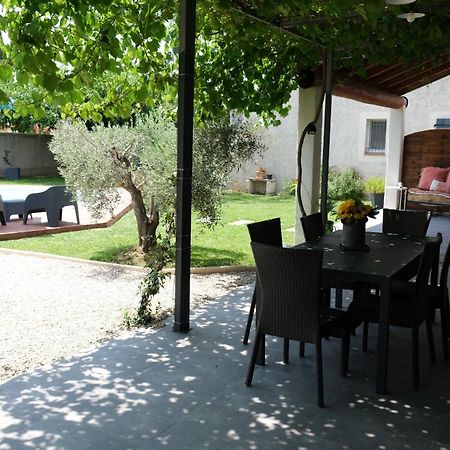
(4, 167, 21, 180)
(368, 192, 384, 209)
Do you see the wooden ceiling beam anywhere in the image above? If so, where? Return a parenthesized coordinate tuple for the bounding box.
(333, 83, 407, 109)
(371, 63, 450, 93)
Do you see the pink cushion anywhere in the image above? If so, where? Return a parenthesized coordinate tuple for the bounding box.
(417, 167, 449, 190)
(436, 181, 450, 194)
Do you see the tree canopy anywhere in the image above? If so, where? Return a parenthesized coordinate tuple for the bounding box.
(0, 1, 448, 125)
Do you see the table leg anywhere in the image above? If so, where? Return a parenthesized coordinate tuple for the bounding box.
(376, 279, 391, 394)
(335, 288, 343, 309)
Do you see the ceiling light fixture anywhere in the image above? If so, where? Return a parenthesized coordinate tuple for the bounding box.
(385, 0, 415, 4)
(397, 5, 425, 22)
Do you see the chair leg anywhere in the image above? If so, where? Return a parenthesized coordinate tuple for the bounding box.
(316, 340, 324, 408)
(243, 287, 257, 345)
(299, 342, 305, 358)
(441, 294, 450, 361)
(426, 318, 436, 364)
(246, 330, 262, 387)
(362, 321, 369, 352)
(74, 203, 80, 224)
(412, 325, 420, 390)
(283, 339, 289, 364)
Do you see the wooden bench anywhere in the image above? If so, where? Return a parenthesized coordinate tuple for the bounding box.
(401, 129, 450, 213)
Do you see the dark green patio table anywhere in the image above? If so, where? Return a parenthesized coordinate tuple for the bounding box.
(297, 230, 427, 394)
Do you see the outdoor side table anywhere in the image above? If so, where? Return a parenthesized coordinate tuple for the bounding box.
(3, 199, 26, 221)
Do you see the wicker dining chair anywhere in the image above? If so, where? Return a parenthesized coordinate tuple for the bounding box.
(246, 242, 351, 408)
(426, 239, 450, 360)
(301, 212, 351, 312)
(243, 218, 283, 345)
(300, 212, 324, 241)
(348, 233, 442, 390)
(382, 208, 432, 237)
(358, 208, 434, 351)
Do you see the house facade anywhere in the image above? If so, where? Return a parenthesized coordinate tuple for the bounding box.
(229, 76, 450, 192)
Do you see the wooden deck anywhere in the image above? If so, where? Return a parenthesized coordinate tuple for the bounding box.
(0, 189, 132, 240)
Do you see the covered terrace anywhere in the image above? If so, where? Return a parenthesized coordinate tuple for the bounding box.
(0, 216, 449, 449)
(1, 1, 450, 449)
(174, 0, 450, 330)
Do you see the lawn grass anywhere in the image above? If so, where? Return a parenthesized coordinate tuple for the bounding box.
(191, 192, 296, 266)
(0, 176, 64, 185)
(0, 213, 139, 262)
(0, 191, 296, 267)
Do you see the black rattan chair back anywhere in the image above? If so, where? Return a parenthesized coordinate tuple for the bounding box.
(440, 240, 450, 290)
(242, 218, 282, 345)
(250, 242, 323, 344)
(247, 218, 282, 247)
(300, 213, 324, 241)
(414, 234, 443, 317)
(382, 209, 431, 237)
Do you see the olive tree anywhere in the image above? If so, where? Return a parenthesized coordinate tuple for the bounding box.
(49, 112, 265, 324)
(50, 113, 265, 252)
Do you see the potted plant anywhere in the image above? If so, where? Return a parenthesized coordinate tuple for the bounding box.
(365, 176, 385, 209)
(336, 199, 378, 251)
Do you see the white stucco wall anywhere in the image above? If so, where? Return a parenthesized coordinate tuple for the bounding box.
(404, 77, 450, 134)
(228, 76, 450, 192)
(328, 97, 387, 179)
(228, 92, 298, 193)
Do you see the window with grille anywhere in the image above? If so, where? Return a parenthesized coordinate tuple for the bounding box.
(434, 118, 450, 129)
(365, 119, 387, 154)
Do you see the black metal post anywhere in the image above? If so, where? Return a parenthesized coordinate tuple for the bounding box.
(173, 0, 196, 333)
(320, 48, 333, 227)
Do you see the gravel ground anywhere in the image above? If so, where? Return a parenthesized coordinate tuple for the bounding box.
(0, 250, 255, 384)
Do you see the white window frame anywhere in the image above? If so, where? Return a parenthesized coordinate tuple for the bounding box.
(434, 117, 450, 129)
(365, 119, 387, 155)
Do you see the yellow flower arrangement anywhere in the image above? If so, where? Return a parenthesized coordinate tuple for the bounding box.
(336, 199, 378, 225)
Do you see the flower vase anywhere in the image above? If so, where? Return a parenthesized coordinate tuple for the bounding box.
(340, 219, 370, 251)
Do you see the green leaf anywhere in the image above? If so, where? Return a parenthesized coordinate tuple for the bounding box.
(42, 73, 60, 92)
(0, 65, 13, 82)
(0, 89, 9, 104)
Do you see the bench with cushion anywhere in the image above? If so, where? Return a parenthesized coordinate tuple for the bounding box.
(406, 166, 450, 211)
(401, 129, 450, 212)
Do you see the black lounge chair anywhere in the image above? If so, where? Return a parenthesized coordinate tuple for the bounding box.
(0, 196, 6, 225)
(23, 186, 80, 227)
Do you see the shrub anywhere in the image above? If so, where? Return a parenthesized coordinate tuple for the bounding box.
(282, 178, 297, 196)
(364, 176, 385, 193)
(328, 167, 365, 203)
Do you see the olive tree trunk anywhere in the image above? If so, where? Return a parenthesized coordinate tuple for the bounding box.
(124, 175, 159, 253)
(113, 148, 159, 253)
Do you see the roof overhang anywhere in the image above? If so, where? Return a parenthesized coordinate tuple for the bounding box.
(230, 1, 450, 107)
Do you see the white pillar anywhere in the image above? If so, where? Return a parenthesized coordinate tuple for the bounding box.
(384, 107, 405, 209)
(295, 87, 323, 243)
